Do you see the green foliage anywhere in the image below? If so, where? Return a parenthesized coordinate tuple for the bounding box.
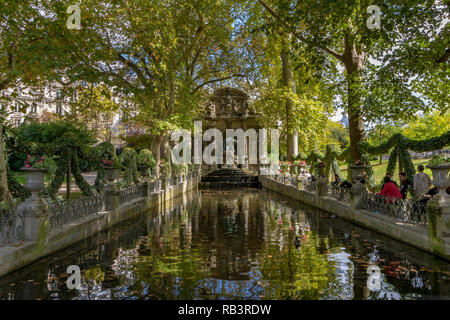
(122, 134, 154, 152)
(172, 163, 188, 176)
(120, 147, 139, 187)
(403, 112, 450, 140)
(136, 149, 156, 168)
(94, 142, 117, 193)
(428, 155, 450, 166)
(358, 131, 450, 155)
(44, 132, 94, 198)
(159, 159, 172, 178)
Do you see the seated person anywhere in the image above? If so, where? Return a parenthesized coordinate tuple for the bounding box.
(378, 176, 402, 201)
(381, 173, 398, 190)
(420, 186, 450, 205)
(340, 180, 352, 189)
(331, 174, 341, 186)
(398, 172, 411, 200)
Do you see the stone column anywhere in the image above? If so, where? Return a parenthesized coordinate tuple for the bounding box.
(104, 182, 119, 211)
(20, 196, 49, 243)
(427, 195, 450, 257)
(16, 168, 50, 244)
(350, 181, 367, 210)
(316, 176, 328, 197)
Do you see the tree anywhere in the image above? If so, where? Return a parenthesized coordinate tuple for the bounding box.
(241, 2, 335, 157)
(402, 111, 450, 141)
(257, 0, 448, 161)
(54, 0, 246, 173)
(67, 84, 122, 143)
(0, 0, 75, 202)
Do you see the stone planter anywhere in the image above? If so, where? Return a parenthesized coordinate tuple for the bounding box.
(104, 167, 119, 183)
(21, 167, 47, 198)
(427, 163, 450, 196)
(349, 165, 366, 182)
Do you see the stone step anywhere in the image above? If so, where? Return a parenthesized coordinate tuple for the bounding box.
(201, 168, 260, 189)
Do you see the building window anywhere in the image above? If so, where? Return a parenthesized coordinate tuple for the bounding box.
(15, 119, 21, 127)
(56, 90, 63, 99)
(15, 102, 20, 113)
(56, 105, 62, 114)
(31, 104, 37, 113)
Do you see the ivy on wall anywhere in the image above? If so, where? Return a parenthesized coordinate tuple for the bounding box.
(94, 141, 116, 193)
(358, 131, 450, 192)
(120, 147, 139, 187)
(43, 132, 93, 198)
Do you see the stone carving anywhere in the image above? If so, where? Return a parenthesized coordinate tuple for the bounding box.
(208, 87, 253, 118)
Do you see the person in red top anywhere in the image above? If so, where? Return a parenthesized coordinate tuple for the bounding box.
(378, 176, 402, 202)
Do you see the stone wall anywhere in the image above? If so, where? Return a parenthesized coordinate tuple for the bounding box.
(0, 175, 199, 277)
(260, 176, 450, 261)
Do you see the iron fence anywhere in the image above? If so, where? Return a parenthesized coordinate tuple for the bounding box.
(119, 185, 140, 205)
(304, 177, 317, 193)
(328, 184, 351, 202)
(361, 192, 428, 224)
(47, 194, 104, 230)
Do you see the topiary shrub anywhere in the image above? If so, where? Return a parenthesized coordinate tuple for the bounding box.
(120, 147, 139, 187)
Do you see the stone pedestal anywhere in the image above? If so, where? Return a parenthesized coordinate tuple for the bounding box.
(19, 196, 49, 242)
(17, 167, 49, 243)
(104, 183, 119, 211)
(428, 195, 450, 254)
(316, 177, 328, 197)
(350, 181, 367, 210)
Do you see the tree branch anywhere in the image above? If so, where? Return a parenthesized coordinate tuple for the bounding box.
(191, 74, 247, 94)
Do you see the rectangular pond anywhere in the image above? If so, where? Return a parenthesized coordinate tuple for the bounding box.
(0, 189, 449, 300)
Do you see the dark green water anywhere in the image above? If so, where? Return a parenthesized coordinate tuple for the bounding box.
(0, 189, 449, 300)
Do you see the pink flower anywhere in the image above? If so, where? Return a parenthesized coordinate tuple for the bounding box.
(26, 164, 31, 168)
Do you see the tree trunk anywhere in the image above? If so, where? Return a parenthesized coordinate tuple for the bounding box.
(342, 35, 366, 162)
(151, 135, 163, 177)
(281, 37, 298, 162)
(0, 122, 10, 203)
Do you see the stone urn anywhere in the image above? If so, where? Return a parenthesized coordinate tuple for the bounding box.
(21, 167, 47, 198)
(104, 167, 119, 183)
(349, 165, 366, 183)
(426, 163, 450, 196)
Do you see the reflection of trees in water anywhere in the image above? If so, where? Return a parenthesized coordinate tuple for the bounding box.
(2, 190, 450, 300)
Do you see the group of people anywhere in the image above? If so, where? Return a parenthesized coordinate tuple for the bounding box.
(378, 165, 450, 203)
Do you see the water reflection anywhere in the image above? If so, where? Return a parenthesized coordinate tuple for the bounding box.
(0, 189, 449, 300)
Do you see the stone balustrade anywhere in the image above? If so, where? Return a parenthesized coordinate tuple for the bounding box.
(0, 172, 200, 277)
(260, 174, 450, 261)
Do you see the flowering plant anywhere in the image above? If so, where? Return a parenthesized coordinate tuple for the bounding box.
(100, 156, 121, 169)
(23, 155, 56, 171)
